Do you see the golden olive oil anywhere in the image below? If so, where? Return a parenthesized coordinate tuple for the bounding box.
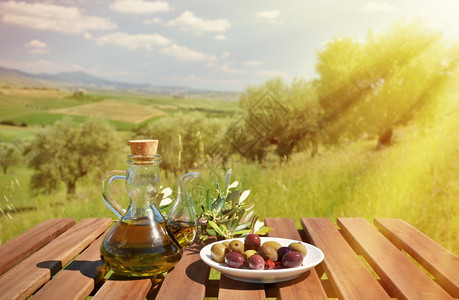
(101, 217, 182, 277)
(167, 220, 197, 248)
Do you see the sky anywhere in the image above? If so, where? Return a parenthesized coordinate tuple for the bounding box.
(0, 0, 458, 91)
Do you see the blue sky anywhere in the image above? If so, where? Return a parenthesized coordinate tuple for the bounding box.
(0, 0, 458, 91)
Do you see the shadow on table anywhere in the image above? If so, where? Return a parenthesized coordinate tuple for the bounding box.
(37, 259, 107, 279)
(185, 260, 209, 285)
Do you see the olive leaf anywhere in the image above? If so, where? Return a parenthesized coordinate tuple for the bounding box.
(224, 168, 232, 193)
(198, 169, 272, 240)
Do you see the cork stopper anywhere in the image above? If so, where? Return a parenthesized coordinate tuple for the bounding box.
(129, 139, 158, 156)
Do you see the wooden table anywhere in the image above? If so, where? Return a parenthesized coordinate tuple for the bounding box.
(0, 217, 457, 299)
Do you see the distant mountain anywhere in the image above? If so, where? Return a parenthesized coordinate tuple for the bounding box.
(36, 70, 145, 88)
(0, 66, 35, 79)
(0, 66, 239, 100)
(0, 66, 146, 89)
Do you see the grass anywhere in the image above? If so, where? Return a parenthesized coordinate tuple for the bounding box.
(49, 99, 167, 124)
(8, 113, 90, 126)
(0, 125, 35, 141)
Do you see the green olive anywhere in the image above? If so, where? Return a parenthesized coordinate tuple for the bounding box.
(228, 240, 245, 254)
(263, 241, 282, 252)
(258, 244, 278, 262)
(288, 242, 307, 257)
(243, 249, 257, 261)
(211, 243, 228, 263)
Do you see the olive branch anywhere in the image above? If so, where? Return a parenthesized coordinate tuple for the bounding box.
(197, 169, 271, 241)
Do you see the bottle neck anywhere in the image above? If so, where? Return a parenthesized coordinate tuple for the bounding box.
(124, 159, 163, 222)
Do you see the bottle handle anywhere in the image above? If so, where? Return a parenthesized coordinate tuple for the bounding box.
(102, 170, 127, 219)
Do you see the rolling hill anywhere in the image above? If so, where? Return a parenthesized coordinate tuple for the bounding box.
(0, 66, 239, 101)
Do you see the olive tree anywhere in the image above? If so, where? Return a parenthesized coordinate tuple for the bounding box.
(239, 77, 321, 162)
(316, 20, 457, 147)
(29, 118, 121, 196)
(136, 113, 230, 177)
(0, 142, 21, 174)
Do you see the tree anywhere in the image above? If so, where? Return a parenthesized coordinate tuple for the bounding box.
(136, 113, 230, 177)
(0, 143, 21, 174)
(29, 118, 121, 196)
(239, 77, 321, 162)
(316, 19, 458, 147)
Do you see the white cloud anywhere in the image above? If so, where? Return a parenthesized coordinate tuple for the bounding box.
(24, 39, 50, 54)
(221, 52, 230, 59)
(0, 1, 117, 35)
(144, 17, 162, 25)
(110, 0, 171, 14)
(71, 64, 85, 71)
(167, 11, 231, 33)
(91, 32, 172, 50)
(29, 48, 50, 55)
(256, 10, 280, 23)
(214, 34, 227, 40)
(359, 2, 396, 13)
(256, 69, 287, 77)
(83, 32, 93, 39)
(219, 64, 244, 74)
(243, 60, 263, 66)
(90, 31, 215, 63)
(158, 43, 215, 62)
(25, 39, 48, 49)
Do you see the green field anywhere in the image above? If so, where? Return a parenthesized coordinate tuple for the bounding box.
(0, 86, 457, 255)
(0, 87, 238, 130)
(0, 125, 35, 141)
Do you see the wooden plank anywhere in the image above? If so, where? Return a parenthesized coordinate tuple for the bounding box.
(218, 275, 265, 300)
(93, 278, 153, 300)
(33, 232, 109, 300)
(338, 218, 453, 300)
(0, 218, 112, 300)
(320, 279, 337, 298)
(0, 218, 75, 276)
(301, 218, 390, 299)
(265, 218, 328, 300)
(375, 218, 459, 297)
(155, 240, 211, 300)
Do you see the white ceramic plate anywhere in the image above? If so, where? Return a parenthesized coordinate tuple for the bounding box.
(200, 237, 324, 284)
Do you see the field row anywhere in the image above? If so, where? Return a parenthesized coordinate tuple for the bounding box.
(0, 87, 238, 137)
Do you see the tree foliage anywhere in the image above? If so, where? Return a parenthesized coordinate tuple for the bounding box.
(136, 113, 230, 176)
(0, 143, 21, 174)
(29, 118, 121, 196)
(316, 19, 458, 146)
(239, 77, 321, 161)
